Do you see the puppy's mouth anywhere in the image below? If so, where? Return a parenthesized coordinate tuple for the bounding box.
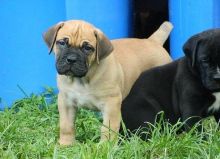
(210, 88, 220, 93)
(56, 64, 88, 77)
(59, 69, 88, 78)
(203, 79, 220, 93)
(207, 82, 220, 92)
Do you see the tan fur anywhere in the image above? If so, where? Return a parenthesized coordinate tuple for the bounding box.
(43, 20, 173, 145)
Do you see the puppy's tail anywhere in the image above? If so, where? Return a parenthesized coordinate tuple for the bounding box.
(148, 21, 173, 46)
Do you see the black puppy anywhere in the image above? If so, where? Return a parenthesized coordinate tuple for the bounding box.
(121, 29, 220, 136)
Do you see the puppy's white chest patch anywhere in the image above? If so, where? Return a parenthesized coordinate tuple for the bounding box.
(208, 92, 220, 113)
(67, 82, 94, 106)
(59, 77, 102, 110)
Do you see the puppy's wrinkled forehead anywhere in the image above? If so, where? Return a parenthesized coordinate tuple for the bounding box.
(201, 29, 220, 48)
(56, 20, 96, 47)
(197, 29, 220, 57)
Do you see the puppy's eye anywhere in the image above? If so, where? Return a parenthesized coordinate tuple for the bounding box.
(82, 42, 94, 53)
(56, 38, 69, 46)
(201, 57, 210, 62)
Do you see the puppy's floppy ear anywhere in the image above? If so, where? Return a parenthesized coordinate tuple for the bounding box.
(43, 22, 64, 54)
(94, 29, 114, 64)
(183, 35, 201, 67)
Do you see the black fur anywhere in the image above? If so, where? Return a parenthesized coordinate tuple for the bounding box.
(56, 47, 88, 77)
(121, 29, 220, 138)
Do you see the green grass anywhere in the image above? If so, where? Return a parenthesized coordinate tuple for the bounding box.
(0, 91, 220, 159)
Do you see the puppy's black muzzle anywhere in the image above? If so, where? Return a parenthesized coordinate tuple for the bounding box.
(56, 50, 88, 77)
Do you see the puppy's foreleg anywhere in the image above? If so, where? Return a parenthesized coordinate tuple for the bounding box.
(101, 96, 122, 141)
(58, 93, 77, 145)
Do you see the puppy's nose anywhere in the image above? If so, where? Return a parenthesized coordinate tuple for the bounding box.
(213, 74, 220, 80)
(66, 55, 77, 64)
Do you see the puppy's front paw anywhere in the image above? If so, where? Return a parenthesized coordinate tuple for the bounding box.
(59, 135, 74, 146)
